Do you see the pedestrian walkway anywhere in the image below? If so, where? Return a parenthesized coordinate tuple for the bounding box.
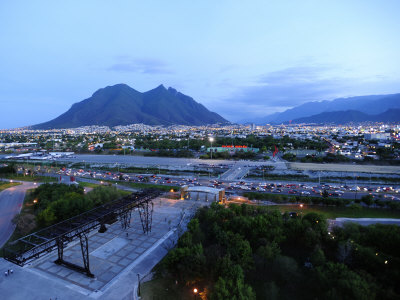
(0, 197, 206, 300)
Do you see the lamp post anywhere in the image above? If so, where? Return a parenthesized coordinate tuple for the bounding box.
(137, 273, 141, 296)
(193, 288, 198, 299)
(355, 175, 358, 201)
(209, 137, 214, 159)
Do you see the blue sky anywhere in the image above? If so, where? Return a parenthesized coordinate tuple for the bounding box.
(1, 0, 400, 128)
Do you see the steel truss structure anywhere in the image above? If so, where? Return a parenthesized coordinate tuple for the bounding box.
(3, 189, 161, 277)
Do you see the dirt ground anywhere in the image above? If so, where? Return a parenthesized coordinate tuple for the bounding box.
(289, 162, 400, 174)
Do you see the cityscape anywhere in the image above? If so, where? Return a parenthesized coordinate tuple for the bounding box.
(1, 1, 400, 300)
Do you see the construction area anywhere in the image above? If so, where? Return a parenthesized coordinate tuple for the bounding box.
(0, 194, 209, 300)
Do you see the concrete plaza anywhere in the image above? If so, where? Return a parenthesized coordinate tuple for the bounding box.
(0, 197, 208, 300)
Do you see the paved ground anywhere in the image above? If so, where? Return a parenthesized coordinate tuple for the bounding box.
(0, 154, 286, 171)
(0, 181, 36, 247)
(289, 162, 400, 174)
(0, 197, 207, 300)
(330, 218, 400, 228)
(221, 163, 251, 181)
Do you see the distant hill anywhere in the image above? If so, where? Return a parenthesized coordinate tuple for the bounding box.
(291, 108, 400, 124)
(32, 84, 228, 129)
(244, 93, 400, 124)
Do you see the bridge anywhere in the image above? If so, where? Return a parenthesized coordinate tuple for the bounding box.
(3, 189, 161, 277)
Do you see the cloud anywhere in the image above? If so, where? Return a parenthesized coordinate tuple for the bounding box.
(210, 66, 360, 121)
(107, 58, 172, 74)
(239, 66, 350, 106)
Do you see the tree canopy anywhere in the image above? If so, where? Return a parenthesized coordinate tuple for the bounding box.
(157, 203, 400, 299)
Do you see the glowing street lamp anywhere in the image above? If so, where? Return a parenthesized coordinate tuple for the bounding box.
(193, 288, 198, 299)
(209, 137, 214, 159)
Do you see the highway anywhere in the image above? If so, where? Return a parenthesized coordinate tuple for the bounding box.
(0, 181, 36, 248)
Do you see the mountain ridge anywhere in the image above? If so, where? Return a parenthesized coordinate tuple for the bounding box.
(242, 93, 400, 124)
(32, 84, 228, 129)
(290, 108, 400, 124)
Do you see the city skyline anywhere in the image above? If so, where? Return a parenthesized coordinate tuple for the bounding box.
(1, 0, 400, 128)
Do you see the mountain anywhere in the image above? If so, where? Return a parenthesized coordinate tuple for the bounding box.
(32, 84, 228, 129)
(291, 108, 400, 124)
(248, 93, 400, 124)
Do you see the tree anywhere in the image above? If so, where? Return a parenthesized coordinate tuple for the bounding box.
(361, 195, 374, 207)
(262, 281, 280, 300)
(316, 262, 375, 299)
(310, 246, 326, 267)
(212, 263, 256, 300)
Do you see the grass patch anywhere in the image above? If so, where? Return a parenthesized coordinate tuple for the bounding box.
(270, 204, 400, 219)
(93, 178, 179, 192)
(0, 189, 37, 256)
(140, 277, 194, 300)
(121, 182, 179, 192)
(78, 181, 101, 188)
(5, 175, 57, 182)
(0, 181, 21, 191)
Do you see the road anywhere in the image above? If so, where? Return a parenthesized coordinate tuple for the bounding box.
(220, 162, 252, 181)
(0, 181, 36, 247)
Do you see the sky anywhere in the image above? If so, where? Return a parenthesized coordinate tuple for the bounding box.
(1, 0, 400, 128)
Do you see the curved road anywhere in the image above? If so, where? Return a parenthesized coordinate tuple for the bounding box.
(0, 181, 36, 248)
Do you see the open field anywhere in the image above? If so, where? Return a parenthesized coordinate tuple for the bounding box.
(78, 181, 101, 188)
(271, 204, 400, 219)
(289, 162, 400, 174)
(3, 175, 57, 182)
(0, 182, 21, 191)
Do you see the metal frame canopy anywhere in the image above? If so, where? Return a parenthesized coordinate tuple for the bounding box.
(3, 189, 161, 277)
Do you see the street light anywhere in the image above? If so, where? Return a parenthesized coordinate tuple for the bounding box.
(193, 288, 198, 299)
(209, 137, 214, 159)
(137, 273, 141, 296)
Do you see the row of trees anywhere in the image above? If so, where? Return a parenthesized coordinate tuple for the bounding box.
(243, 191, 400, 210)
(135, 135, 328, 153)
(200, 150, 258, 160)
(29, 183, 125, 227)
(157, 203, 400, 299)
(143, 149, 194, 158)
(0, 164, 16, 174)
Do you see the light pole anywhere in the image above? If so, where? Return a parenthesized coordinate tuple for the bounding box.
(355, 175, 358, 201)
(137, 273, 141, 296)
(193, 288, 198, 299)
(209, 137, 214, 159)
